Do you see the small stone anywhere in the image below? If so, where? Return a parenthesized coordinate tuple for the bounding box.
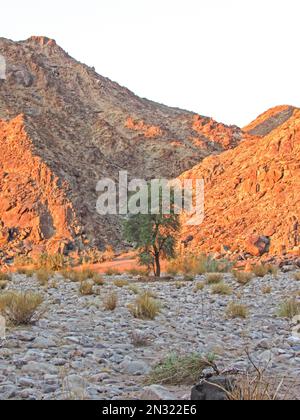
(141, 385, 176, 400)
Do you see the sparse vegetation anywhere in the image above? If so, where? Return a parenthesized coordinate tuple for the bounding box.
(129, 292, 161, 320)
(146, 353, 215, 385)
(62, 269, 99, 283)
(233, 271, 253, 285)
(226, 302, 248, 319)
(35, 253, 66, 271)
(93, 275, 105, 286)
(253, 264, 278, 278)
(127, 284, 140, 295)
(175, 281, 186, 289)
(0, 291, 44, 325)
(114, 279, 129, 288)
(16, 268, 35, 277)
(211, 283, 232, 295)
(194, 282, 205, 292)
(36, 269, 52, 286)
(262, 285, 272, 294)
(105, 268, 121, 276)
(131, 331, 152, 347)
(206, 273, 223, 285)
(167, 254, 232, 276)
(126, 268, 149, 276)
(79, 280, 94, 296)
(294, 272, 300, 281)
(0, 272, 11, 281)
(278, 298, 300, 319)
(103, 292, 118, 311)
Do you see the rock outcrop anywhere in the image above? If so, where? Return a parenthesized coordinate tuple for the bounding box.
(180, 107, 300, 257)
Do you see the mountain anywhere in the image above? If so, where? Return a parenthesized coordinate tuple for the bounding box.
(0, 36, 249, 260)
(180, 105, 300, 259)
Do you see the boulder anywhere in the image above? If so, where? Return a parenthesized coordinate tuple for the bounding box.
(246, 235, 270, 257)
(191, 376, 235, 401)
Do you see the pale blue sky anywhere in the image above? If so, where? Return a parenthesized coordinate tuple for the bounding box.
(1, 0, 299, 126)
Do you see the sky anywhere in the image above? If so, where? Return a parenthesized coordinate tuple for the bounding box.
(1, 0, 299, 126)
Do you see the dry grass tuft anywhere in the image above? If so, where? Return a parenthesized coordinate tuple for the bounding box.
(194, 282, 205, 292)
(166, 254, 232, 276)
(114, 279, 129, 288)
(129, 292, 161, 320)
(105, 268, 121, 276)
(278, 298, 300, 319)
(103, 292, 118, 311)
(127, 284, 140, 295)
(146, 353, 215, 385)
(0, 272, 11, 281)
(126, 268, 149, 276)
(36, 269, 52, 286)
(79, 280, 94, 296)
(131, 331, 152, 347)
(226, 302, 248, 319)
(35, 253, 66, 271)
(206, 273, 223, 285)
(262, 285, 272, 295)
(233, 271, 253, 285)
(0, 291, 44, 325)
(253, 264, 278, 278)
(0, 280, 8, 290)
(294, 272, 300, 281)
(211, 283, 232, 295)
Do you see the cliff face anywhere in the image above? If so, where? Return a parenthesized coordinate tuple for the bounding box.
(180, 107, 300, 258)
(0, 116, 82, 260)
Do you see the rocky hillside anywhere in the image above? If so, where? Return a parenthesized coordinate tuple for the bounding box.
(180, 106, 300, 258)
(0, 36, 250, 259)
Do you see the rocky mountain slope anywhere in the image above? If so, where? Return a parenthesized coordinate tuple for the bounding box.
(180, 106, 300, 258)
(0, 36, 299, 262)
(0, 36, 251, 259)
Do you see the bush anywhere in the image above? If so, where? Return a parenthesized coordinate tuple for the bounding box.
(146, 353, 214, 385)
(103, 292, 118, 311)
(129, 292, 161, 320)
(93, 275, 105, 286)
(79, 280, 94, 296)
(206, 273, 223, 285)
(0, 291, 44, 325)
(278, 298, 300, 319)
(211, 283, 232, 295)
(233, 271, 253, 285)
(226, 302, 248, 319)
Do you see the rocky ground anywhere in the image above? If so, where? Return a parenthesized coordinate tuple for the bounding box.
(0, 270, 300, 400)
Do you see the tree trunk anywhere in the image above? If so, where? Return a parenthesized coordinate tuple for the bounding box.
(154, 252, 161, 277)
